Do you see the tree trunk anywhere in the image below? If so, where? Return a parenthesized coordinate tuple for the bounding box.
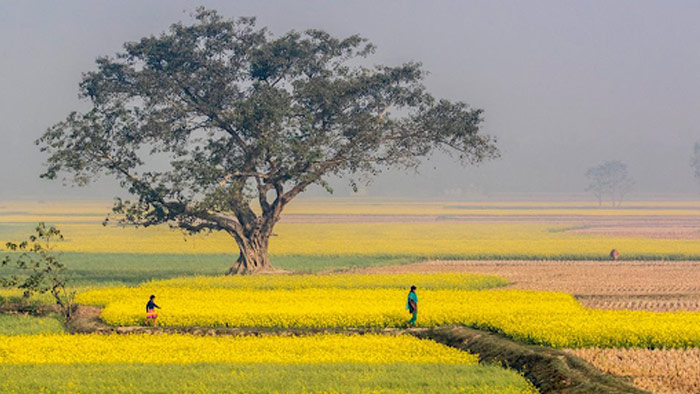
(226, 234, 271, 275)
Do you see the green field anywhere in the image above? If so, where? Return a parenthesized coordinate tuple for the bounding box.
(0, 363, 535, 394)
(0, 253, 417, 287)
(0, 314, 64, 335)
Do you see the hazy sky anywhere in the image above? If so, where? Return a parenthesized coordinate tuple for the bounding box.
(2, 0, 700, 200)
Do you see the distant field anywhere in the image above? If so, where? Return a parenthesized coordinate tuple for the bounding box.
(1, 200, 700, 263)
(3, 217, 700, 260)
(0, 253, 415, 287)
(3, 199, 700, 218)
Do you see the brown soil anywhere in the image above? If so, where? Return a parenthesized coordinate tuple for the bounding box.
(567, 348, 700, 394)
(66, 305, 112, 333)
(279, 214, 700, 226)
(358, 260, 700, 312)
(568, 225, 700, 239)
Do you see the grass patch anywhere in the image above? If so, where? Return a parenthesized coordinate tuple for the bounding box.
(0, 363, 536, 394)
(0, 253, 418, 287)
(272, 254, 418, 273)
(0, 314, 64, 335)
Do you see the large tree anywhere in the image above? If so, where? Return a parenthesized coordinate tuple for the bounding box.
(585, 160, 634, 207)
(38, 9, 498, 274)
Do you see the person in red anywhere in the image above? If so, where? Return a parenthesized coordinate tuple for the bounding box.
(610, 249, 619, 261)
(146, 294, 161, 327)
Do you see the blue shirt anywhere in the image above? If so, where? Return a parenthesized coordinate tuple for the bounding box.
(146, 300, 160, 312)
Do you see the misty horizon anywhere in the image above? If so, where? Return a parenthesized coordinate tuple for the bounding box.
(2, 0, 700, 201)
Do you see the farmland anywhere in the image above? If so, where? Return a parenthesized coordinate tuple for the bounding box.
(363, 259, 700, 312)
(3, 199, 700, 393)
(0, 334, 536, 394)
(0, 314, 65, 335)
(0, 364, 536, 394)
(567, 347, 700, 394)
(0, 334, 477, 364)
(3, 200, 700, 262)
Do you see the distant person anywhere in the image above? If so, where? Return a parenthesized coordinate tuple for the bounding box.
(610, 249, 619, 261)
(146, 294, 161, 327)
(406, 285, 418, 327)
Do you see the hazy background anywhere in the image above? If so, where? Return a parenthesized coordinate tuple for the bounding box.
(2, 0, 699, 201)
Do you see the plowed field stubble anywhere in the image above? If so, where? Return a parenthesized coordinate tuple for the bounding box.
(567, 348, 700, 394)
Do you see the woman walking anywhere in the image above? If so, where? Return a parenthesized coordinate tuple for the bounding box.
(406, 285, 418, 327)
(146, 294, 161, 327)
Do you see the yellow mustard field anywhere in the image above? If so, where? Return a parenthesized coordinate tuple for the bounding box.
(2, 199, 700, 259)
(2, 221, 700, 258)
(0, 333, 477, 365)
(3, 199, 700, 220)
(152, 273, 508, 290)
(76, 274, 700, 349)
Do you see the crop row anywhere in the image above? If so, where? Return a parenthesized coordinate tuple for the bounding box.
(77, 280, 700, 348)
(0, 333, 475, 365)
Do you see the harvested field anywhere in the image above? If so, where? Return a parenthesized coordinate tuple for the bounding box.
(359, 260, 700, 312)
(567, 348, 700, 394)
(280, 214, 700, 225)
(575, 295, 700, 312)
(567, 225, 700, 240)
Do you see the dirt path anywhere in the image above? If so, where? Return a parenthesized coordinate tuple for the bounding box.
(358, 260, 700, 312)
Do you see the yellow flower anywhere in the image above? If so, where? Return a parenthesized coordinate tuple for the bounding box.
(0, 333, 477, 365)
(77, 275, 700, 349)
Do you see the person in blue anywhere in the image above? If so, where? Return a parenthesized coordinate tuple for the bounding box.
(146, 294, 161, 327)
(406, 285, 418, 327)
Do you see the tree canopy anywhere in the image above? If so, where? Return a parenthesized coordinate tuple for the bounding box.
(1, 223, 74, 318)
(585, 160, 633, 207)
(38, 8, 499, 273)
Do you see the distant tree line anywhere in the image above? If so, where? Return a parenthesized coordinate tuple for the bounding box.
(586, 142, 700, 207)
(691, 143, 700, 187)
(585, 160, 633, 207)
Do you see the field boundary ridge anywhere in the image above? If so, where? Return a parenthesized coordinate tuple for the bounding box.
(411, 325, 648, 394)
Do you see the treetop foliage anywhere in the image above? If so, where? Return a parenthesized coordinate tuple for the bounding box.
(37, 8, 498, 239)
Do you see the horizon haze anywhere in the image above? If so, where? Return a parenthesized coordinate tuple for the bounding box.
(2, 0, 700, 201)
